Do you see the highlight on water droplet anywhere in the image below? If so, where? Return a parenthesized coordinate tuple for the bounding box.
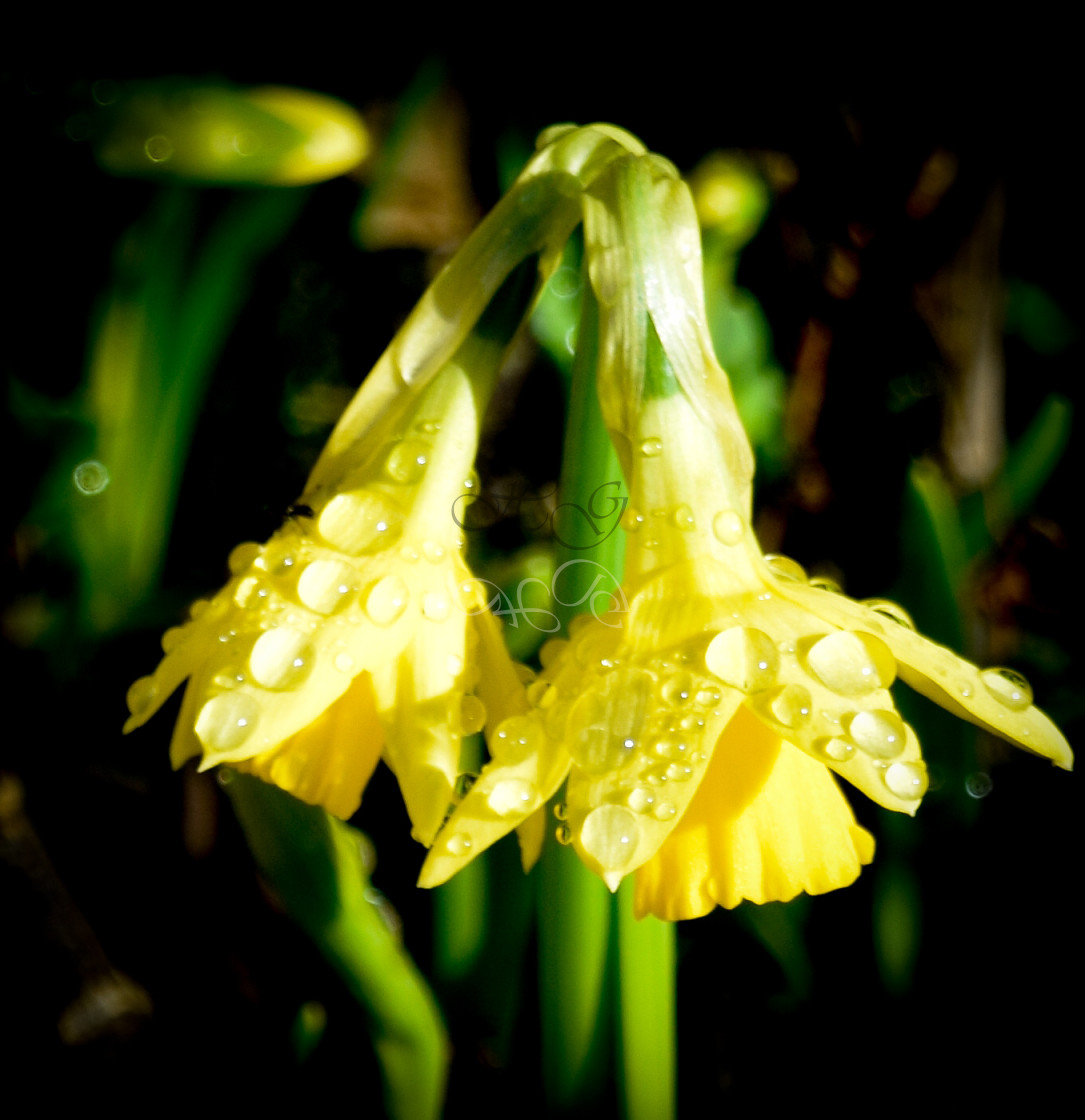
(445, 832, 473, 855)
(195, 692, 259, 752)
(249, 627, 314, 690)
(712, 509, 744, 546)
(318, 490, 402, 555)
(227, 541, 263, 575)
(804, 631, 895, 696)
(364, 575, 409, 626)
(125, 676, 158, 716)
(72, 459, 110, 495)
(639, 436, 663, 457)
(846, 708, 907, 760)
(980, 667, 1033, 712)
(296, 558, 357, 615)
(764, 554, 808, 583)
(579, 804, 641, 873)
(883, 760, 928, 801)
(861, 598, 916, 631)
(705, 626, 778, 693)
(487, 778, 536, 818)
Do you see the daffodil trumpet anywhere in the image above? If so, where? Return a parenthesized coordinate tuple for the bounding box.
(420, 145, 1072, 919)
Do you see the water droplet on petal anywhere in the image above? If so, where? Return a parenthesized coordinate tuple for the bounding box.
(705, 627, 778, 693)
(639, 437, 663, 457)
(672, 505, 696, 531)
(580, 805, 641, 873)
(847, 709, 907, 759)
(621, 508, 646, 533)
(161, 626, 185, 653)
(385, 440, 430, 483)
(487, 778, 537, 818)
(249, 627, 314, 690)
(652, 801, 677, 821)
(862, 598, 917, 631)
(555, 823, 573, 845)
(318, 491, 402, 555)
(195, 693, 259, 752)
(712, 510, 744, 546)
(456, 695, 487, 737)
(334, 652, 355, 673)
(126, 676, 158, 716)
(764, 554, 807, 582)
(527, 679, 556, 708)
(805, 631, 896, 695)
(566, 669, 654, 773)
(818, 736, 855, 761)
(227, 541, 263, 574)
(661, 671, 693, 707)
(422, 592, 451, 622)
(627, 787, 655, 813)
(769, 685, 813, 728)
(445, 832, 473, 855)
(364, 575, 409, 626)
(491, 715, 544, 763)
(296, 558, 357, 614)
(422, 540, 446, 564)
(809, 576, 843, 594)
(884, 761, 928, 800)
(980, 667, 1033, 711)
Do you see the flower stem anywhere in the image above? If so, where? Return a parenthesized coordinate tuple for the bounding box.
(226, 774, 448, 1120)
(616, 880, 676, 1120)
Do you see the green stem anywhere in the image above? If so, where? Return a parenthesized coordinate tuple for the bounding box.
(538, 270, 632, 1114)
(616, 880, 676, 1120)
(226, 774, 448, 1120)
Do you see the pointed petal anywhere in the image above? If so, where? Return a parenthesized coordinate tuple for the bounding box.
(634, 705, 875, 919)
(417, 710, 571, 888)
(776, 580, 1073, 771)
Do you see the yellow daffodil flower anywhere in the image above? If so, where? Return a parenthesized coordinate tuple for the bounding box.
(419, 148, 1072, 918)
(124, 123, 650, 840)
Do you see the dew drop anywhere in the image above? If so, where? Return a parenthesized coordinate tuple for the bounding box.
(769, 685, 813, 728)
(491, 715, 544, 763)
(661, 671, 694, 707)
(125, 676, 158, 716)
(818, 736, 855, 761)
(456, 695, 487, 737)
(695, 685, 721, 708)
(555, 823, 573, 845)
(422, 592, 451, 622)
(334, 652, 355, 673)
(364, 575, 409, 626)
(639, 436, 663, 457)
(233, 577, 268, 610)
(621, 508, 646, 533)
(884, 761, 928, 800)
(627, 787, 655, 813)
(847, 709, 907, 760)
(318, 491, 402, 555)
(447, 652, 464, 679)
(805, 631, 895, 696)
(862, 598, 917, 631)
(296, 559, 357, 615)
(705, 627, 778, 693)
(384, 440, 429, 483)
(580, 805, 641, 872)
(553, 801, 568, 821)
(764, 554, 807, 582)
(249, 627, 314, 690)
(445, 832, 472, 855)
(195, 693, 259, 752)
(712, 510, 744, 546)
(227, 541, 262, 575)
(965, 772, 994, 799)
(672, 505, 696, 530)
(161, 626, 185, 654)
(566, 669, 653, 773)
(980, 667, 1033, 712)
(488, 778, 537, 818)
(422, 540, 446, 564)
(665, 763, 692, 782)
(652, 800, 677, 821)
(809, 576, 843, 594)
(654, 735, 689, 761)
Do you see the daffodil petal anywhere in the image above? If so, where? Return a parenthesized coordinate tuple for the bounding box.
(776, 579, 1073, 771)
(417, 709, 571, 888)
(634, 705, 875, 919)
(234, 671, 383, 819)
